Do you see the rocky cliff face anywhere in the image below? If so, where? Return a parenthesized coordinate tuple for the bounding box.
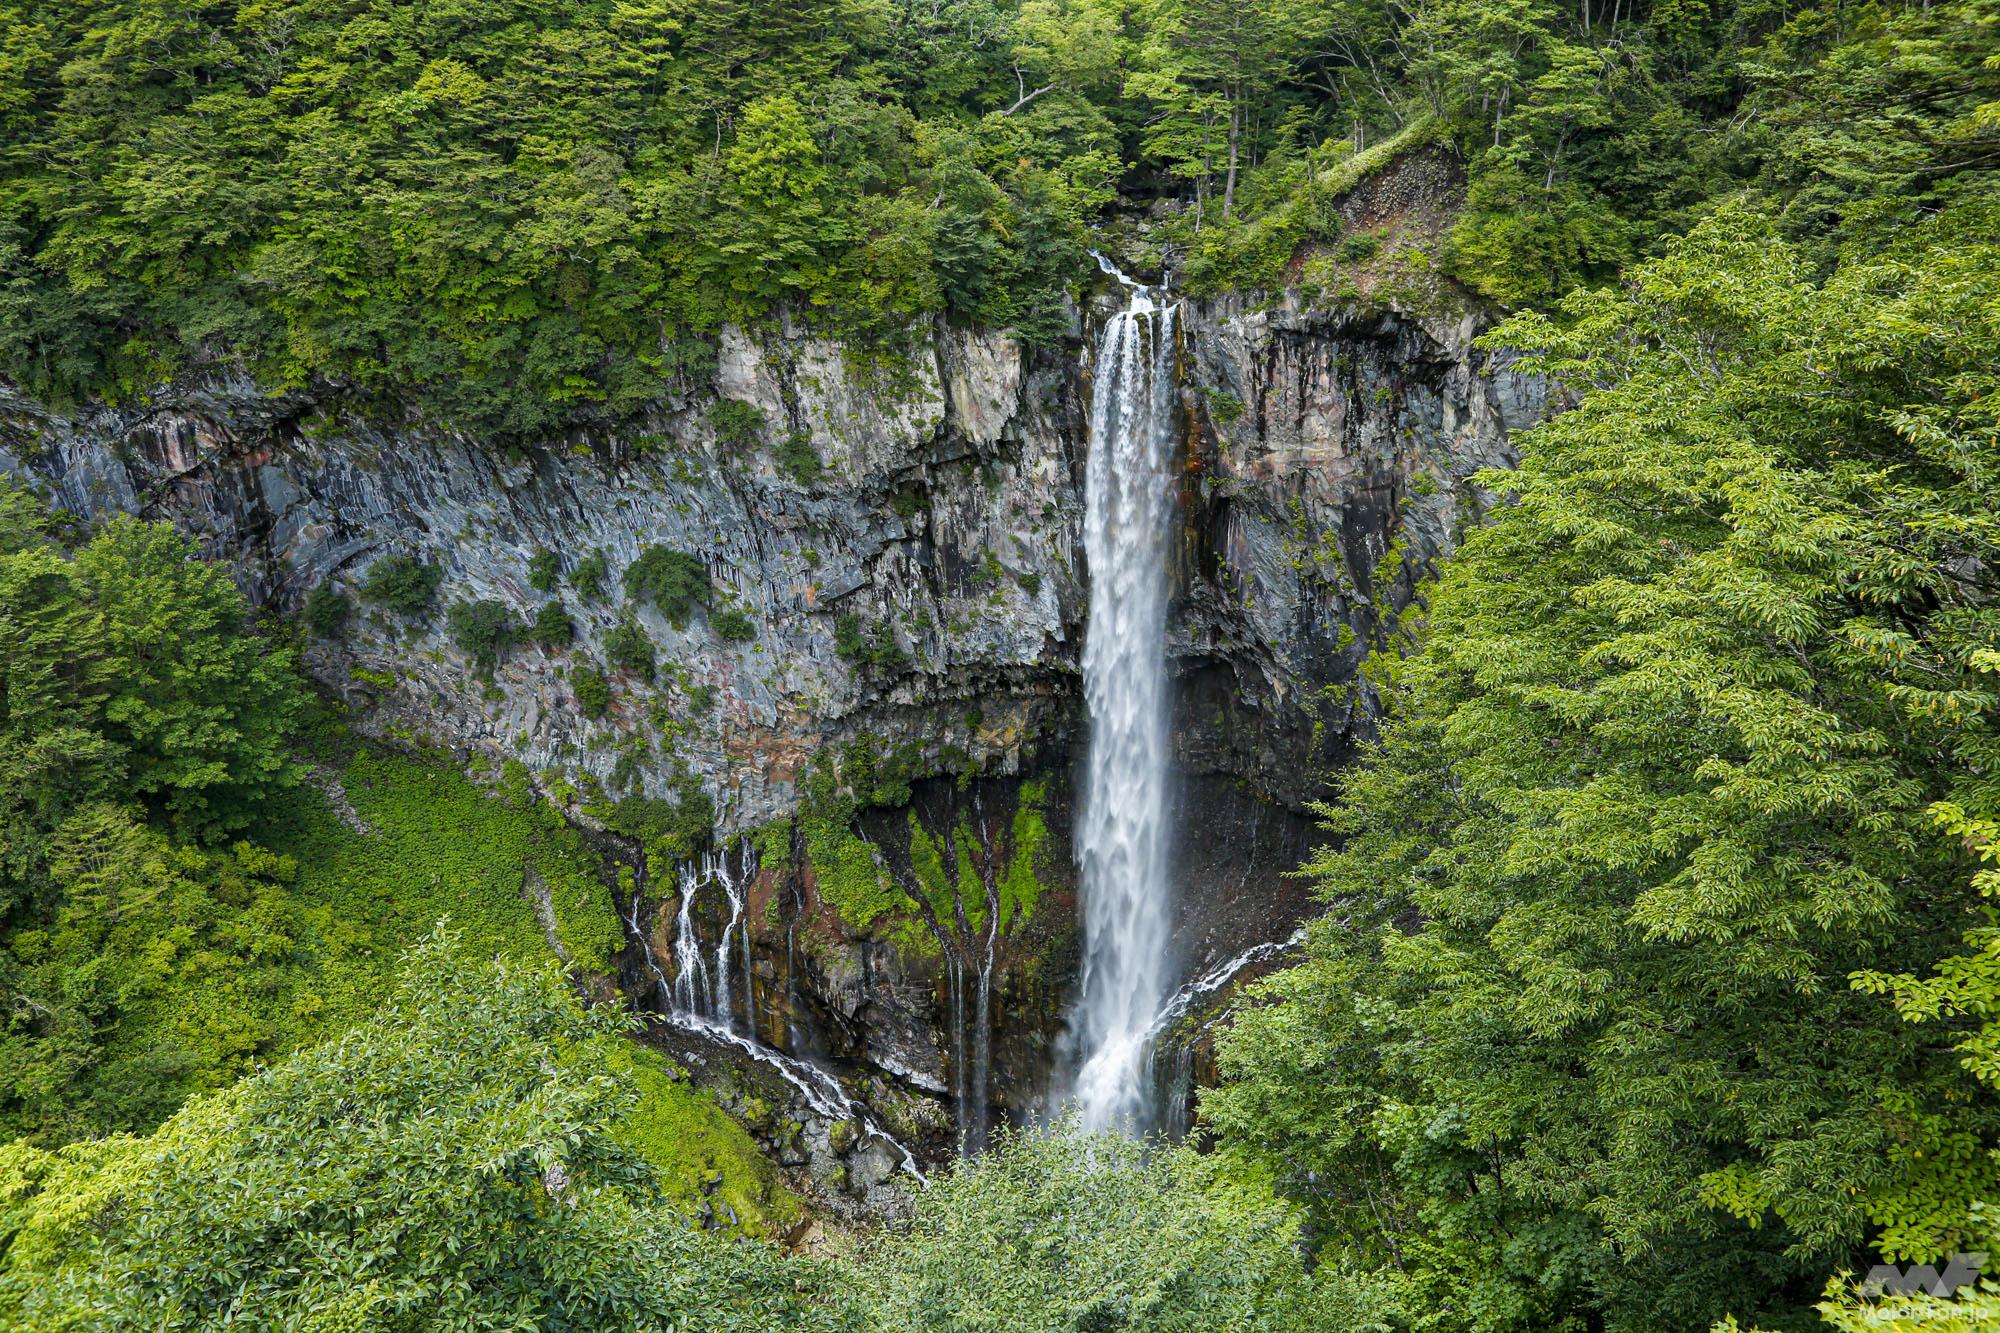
(0, 152, 1542, 1191)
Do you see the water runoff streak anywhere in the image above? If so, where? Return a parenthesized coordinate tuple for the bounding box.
(624, 844, 925, 1183)
(1068, 255, 1180, 1132)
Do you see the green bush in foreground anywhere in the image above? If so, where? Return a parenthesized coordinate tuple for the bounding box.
(844, 1118, 1338, 1331)
(0, 930, 841, 1331)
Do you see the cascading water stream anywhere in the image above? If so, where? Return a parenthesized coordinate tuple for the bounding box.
(622, 845, 926, 1183)
(1067, 255, 1181, 1133)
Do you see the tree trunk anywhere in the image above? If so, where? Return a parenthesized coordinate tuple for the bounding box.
(1223, 98, 1240, 218)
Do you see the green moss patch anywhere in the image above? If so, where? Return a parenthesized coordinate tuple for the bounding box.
(595, 1038, 807, 1240)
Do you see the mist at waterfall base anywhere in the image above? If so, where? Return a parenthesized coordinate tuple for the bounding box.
(1058, 260, 1183, 1136)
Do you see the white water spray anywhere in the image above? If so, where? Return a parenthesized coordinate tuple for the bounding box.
(1069, 256, 1180, 1132)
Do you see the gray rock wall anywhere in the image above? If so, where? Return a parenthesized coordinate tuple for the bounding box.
(0, 244, 1543, 1168)
(0, 296, 1537, 823)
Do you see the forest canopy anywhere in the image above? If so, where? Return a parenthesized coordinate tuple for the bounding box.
(1, 0, 1993, 433)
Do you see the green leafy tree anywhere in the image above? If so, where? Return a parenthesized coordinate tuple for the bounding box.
(0, 492, 301, 877)
(1128, 0, 1293, 221)
(1208, 202, 2000, 1331)
(0, 929, 845, 1330)
(0, 805, 303, 1141)
(844, 1119, 1339, 1330)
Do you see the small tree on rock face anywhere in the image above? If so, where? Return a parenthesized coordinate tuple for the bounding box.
(623, 547, 708, 627)
(711, 607, 756, 642)
(572, 663, 613, 719)
(445, 598, 515, 672)
(302, 579, 350, 637)
(362, 554, 444, 615)
(709, 399, 766, 452)
(604, 617, 657, 682)
(527, 601, 573, 648)
(570, 550, 609, 602)
(527, 548, 561, 592)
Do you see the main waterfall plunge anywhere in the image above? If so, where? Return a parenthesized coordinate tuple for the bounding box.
(1066, 261, 1181, 1133)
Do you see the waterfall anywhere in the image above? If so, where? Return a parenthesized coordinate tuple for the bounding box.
(1068, 256, 1180, 1133)
(623, 844, 926, 1184)
(664, 843, 755, 1023)
(1141, 930, 1307, 1135)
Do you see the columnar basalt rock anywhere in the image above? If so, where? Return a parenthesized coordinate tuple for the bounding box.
(1172, 295, 1546, 802)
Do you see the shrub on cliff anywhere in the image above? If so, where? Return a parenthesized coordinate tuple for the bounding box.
(710, 607, 756, 642)
(604, 618, 657, 682)
(446, 598, 516, 672)
(572, 664, 613, 719)
(527, 549, 561, 593)
(528, 601, 574, 648)
(775, 431, 824, 487)
(623, 547, 708, 627)
(570, 550, 609, 603)
(709, 399, 765, 452)
(302, 580, 350, 638)
(362, 555, 443, 616)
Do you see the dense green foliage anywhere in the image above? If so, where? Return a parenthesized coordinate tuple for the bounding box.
(0, 937, 1328, 1330)
(1, 729, 633, 1144)
(528, 600, 575, 648)
(845, 1120, 1336, 1329)
(0, 490, 302, 860)
(1207, 198, 2000, 1330)
(4, 0, 2000, 1326)
(0, 0, 1122, 434)
(13, 0, 1992, 437)
(1164, 0, 2000, 304)
(0, 931, 836, 1330)
(302, 578, 350, 637)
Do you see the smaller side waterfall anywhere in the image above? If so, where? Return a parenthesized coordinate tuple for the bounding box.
(1140, 931, 1306, 1136)
(664, 843, 757, 1029)
(623, 843, 926, 1183)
